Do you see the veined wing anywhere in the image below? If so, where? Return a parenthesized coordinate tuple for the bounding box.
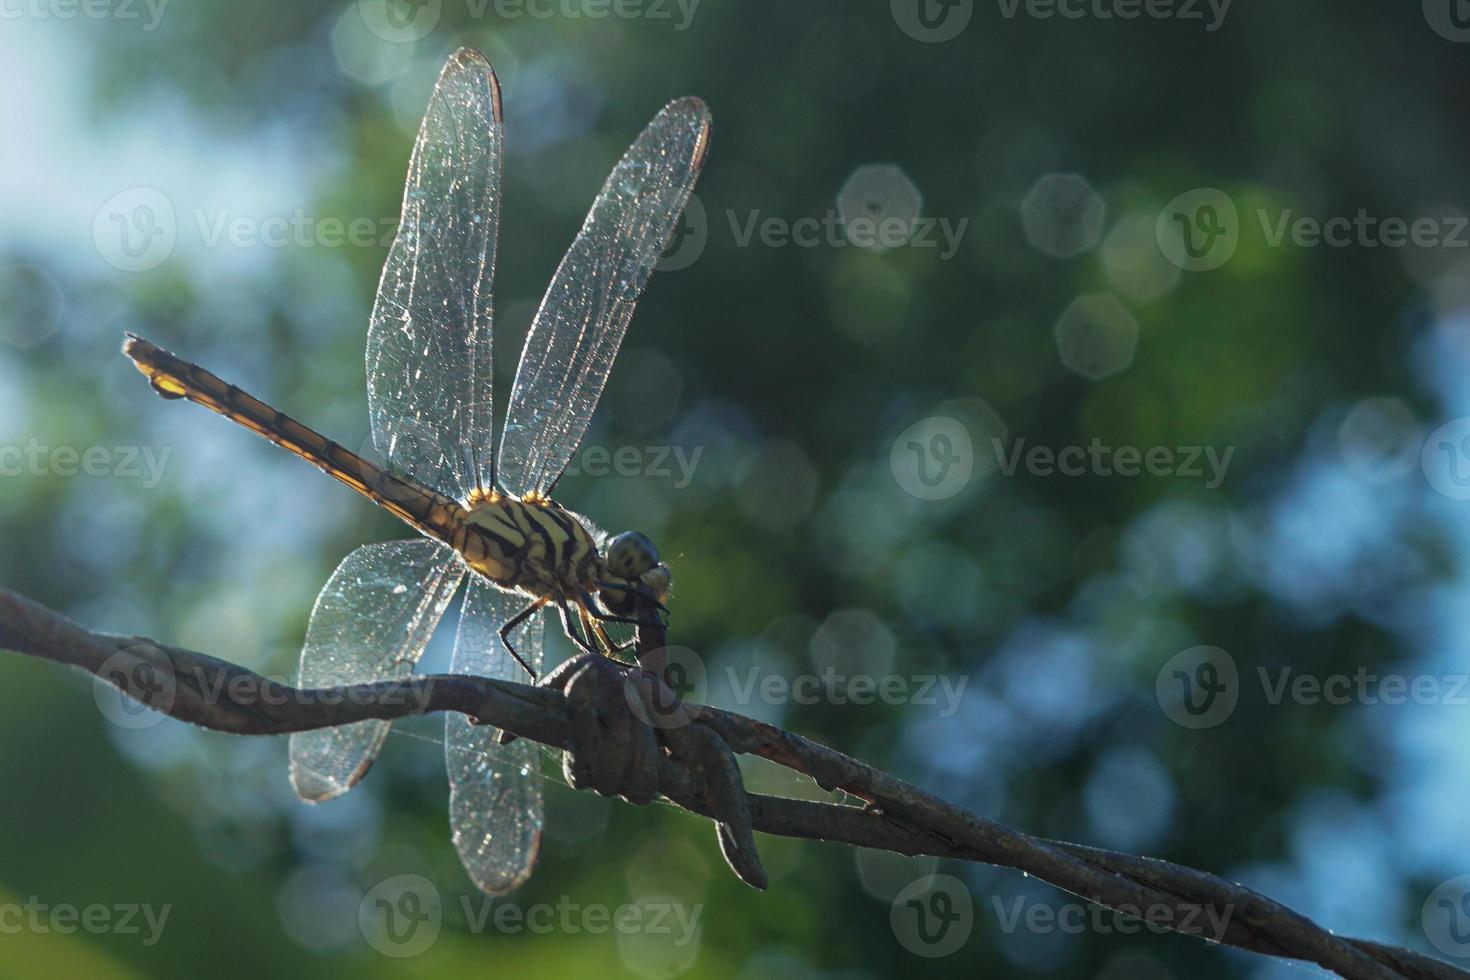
(367, 47, 504, 501)
(446, 578, 544, 894)
(289, 539, 464, 802)
(498, 97, 711, 497)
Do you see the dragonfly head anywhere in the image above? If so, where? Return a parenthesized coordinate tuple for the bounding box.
(600, 531, 672, 619)
(604, 530, 660, 579)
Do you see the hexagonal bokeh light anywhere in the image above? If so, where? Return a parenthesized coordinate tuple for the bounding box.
(0, 264, 64, 349)
(1101, 213, 1182, 302)
(1021, 173, 1107, 258)
(837, 163, 923, 251)
(1053, 293, 1139, 380)
(1337, 396, 1422, 482)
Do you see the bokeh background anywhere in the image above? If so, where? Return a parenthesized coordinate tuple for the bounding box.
(4, 1, 1470, 977)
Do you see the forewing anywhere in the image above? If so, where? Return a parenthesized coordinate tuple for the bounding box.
(289, 539, 464, 802)
(446, 577, 545, 894)
(498, 97, 711, 496)
(367, 48, 503, 500)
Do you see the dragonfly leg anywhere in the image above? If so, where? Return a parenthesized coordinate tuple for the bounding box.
(596, 580, 670, 616)
(499, 596, 549, 681)
(582, 589, 664, 631)
(557, 598, 601, 656)
(576, 602, 622, 658)
(576, 592, 656, 664)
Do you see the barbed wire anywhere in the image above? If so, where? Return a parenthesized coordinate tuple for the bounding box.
(0, 586, 1462, 980)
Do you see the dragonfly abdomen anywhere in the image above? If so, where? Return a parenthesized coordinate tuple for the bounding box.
(122, 334, 471, 549)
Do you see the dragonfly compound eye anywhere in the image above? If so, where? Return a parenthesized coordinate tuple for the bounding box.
(605, 530, 660, 578)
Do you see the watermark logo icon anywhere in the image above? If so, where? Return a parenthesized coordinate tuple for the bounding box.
(625, 646, 708, 730)
(891, 0, 973, 42)
(1424, 0, 1470, 42)
(1156, 646, 1238, 729)
(359, 874, 441, 957)
(93, 188, 176, 272)
(1155, 188, 1238, 271)
(891, 874, 973, 957)
(657, 192, 707, 272)
(891, 416, 974, 500)
(93, 646, 176, 730)
(1422, 875, 1470, 958)
(1422, 418, 1470, 500)
(358, 0, 440, 42)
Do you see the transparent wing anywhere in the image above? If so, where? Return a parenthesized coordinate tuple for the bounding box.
(289, 539, 464, 802)
(367, 47, 503, 500)
(446, 577, 545, 894)
(498, 97, 711, 496)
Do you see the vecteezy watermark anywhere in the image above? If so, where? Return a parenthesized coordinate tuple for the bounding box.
(1155, 188, 1239, 271)
(1156, 646, 1239, 729)
(1156, 646, 1470, 729)
(724, 207, 968, 260)
(0, 440, 171, 488)
(560, 444, 703, 489)
(0, 0, 168, 29)
(1424, 0, 1470, 43)
(890, 875, 974, 957)
(360, 875, 442, 958)
(93, 188, 176, 273)
(990, 438, 1235, 488)
(993, 0, 1231, 30)
(1157, 187, 1470, 272)
(94, 646, 438, 731)
(891, 0, 973, 42)
(1255, 210, 1470, 250)
(656, 193, 707, 272)
(358, 874, 702, 959)
(661, 181, 968, 272)
(622, 645, 707, 730)
(891, 0, 1228, 41)
(891, 416, 976, 501)
(93, 187, 400, 273)
(1422, 417, 1470, 500)
(357, 0, 701, 43)
(617, 648, 968, 731)
(0, 897, 171, 947)
(990, 895, 1234, 939)
(460, 895, 702, 944)
(725, 665, 969, 717)
(837, 164, 966, 258)
(1256, 667, 1470, 708)
(94, 647, 179, 730)
(1422, 875, 1470, 959)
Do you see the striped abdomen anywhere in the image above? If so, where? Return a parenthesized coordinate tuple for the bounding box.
(123, 334, 600, 596)
(123, 334, 509, 572)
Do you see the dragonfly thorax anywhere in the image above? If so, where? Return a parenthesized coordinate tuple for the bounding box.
(455, 492, 604, 597)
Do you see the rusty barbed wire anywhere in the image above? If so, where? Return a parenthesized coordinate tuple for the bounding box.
(0, 586, 1462, 980)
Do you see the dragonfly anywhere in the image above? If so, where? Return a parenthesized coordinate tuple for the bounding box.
(122, 47, 710, 894)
